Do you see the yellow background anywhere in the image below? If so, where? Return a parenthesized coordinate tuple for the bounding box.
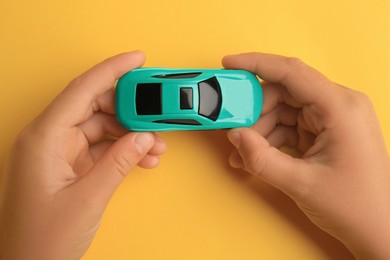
(1, 0, 389, 259)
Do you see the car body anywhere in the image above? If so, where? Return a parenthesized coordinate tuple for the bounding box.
(116, 68, 263, 131)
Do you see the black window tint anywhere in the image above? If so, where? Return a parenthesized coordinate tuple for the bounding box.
(180, 88, 193, 109)
(152, 72, 201, 79)
(154, 119, 201, 125)
(198, 77, 222, 121)
(136, 83, 162, 115)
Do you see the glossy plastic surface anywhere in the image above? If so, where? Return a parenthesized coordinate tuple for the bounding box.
(116, 68, 263, 131)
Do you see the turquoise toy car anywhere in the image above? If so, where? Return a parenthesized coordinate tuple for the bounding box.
(116, 68, 263, 131)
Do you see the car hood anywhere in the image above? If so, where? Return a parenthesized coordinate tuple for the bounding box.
(217, 76, 262, 124)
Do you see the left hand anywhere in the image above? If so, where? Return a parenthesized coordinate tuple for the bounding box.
(0, 51, 167, 260)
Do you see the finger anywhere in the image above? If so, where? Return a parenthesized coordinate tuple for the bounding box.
(260, 82, 283, 114)
(227, 128, 313, 197)
(88, 133, 167, 165)
(78, 112, 128, 144)
(94, 88, 116, 115)
(297, 126, 317, 154)
(138, 154, 161, 169)
(42, 51, 145, 127)
(222, 52, 336, 108)
(229, 150, 245, 168)
(70, 132, 155, 206)
(149, 133, 168, 156)
(265, 126, 298, 148)
(90, 147, 163, 170)
(90, 140, 163, 169)
(89, 140, 115, 163)
(252, 104, 298, 137)
(261, 82, 302, 114)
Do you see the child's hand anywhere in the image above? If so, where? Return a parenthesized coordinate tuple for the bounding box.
(223, 53, 390, 259)
(0, 51, 167, 260)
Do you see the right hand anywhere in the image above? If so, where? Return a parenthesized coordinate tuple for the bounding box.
(223, 52, 390, 259)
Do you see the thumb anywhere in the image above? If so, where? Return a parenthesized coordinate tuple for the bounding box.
(227, 128, 312, 197)
(72, 132, 155, 206)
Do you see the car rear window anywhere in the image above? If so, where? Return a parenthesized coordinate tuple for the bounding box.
(136, 83, 162, 115)
(198, 77, 221, 121)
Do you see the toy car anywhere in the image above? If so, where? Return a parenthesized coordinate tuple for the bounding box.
(116, 68, 263, 131)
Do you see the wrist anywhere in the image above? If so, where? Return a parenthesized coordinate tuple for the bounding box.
(336, 202, 390, 259)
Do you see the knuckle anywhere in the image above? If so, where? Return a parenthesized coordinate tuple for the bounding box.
(14, 127, 31, 149)
(353, 91, 371, 105)
(343, 88, 373, 113)
(68, 74, 85, 87)
(286, 56, 305, 68)
(15, 126, 30, 142)
(13, 123, 41, 149)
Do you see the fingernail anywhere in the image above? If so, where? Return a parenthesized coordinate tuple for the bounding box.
(135, 133, 153, 155)
(228, 130, 241, 148)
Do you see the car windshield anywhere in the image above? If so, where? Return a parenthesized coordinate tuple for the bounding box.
(136, 83, 162, 115)
(198, 77, 221, 121)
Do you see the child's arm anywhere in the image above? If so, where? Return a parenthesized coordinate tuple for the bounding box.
(223, 52, 390, 259)
(0, 51, 167, 260)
